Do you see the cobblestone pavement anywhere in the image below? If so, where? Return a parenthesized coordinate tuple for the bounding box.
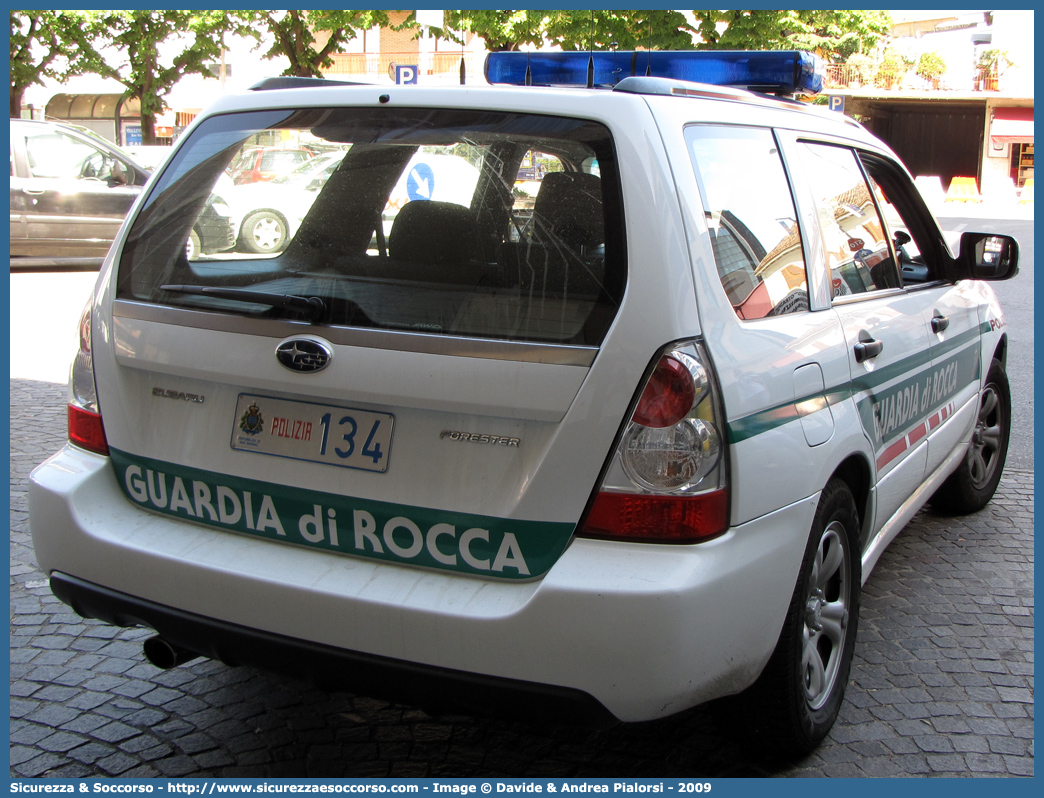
(10, 378, 1034, 778)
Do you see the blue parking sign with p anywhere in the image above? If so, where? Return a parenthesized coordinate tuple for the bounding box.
(396, 65, 418, 85)
(828, 95, 845, 113)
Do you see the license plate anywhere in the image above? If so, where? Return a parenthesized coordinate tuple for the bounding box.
(231, 394, 393, 473)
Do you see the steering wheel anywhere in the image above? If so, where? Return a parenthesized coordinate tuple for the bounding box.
(80, 153, 102, 180)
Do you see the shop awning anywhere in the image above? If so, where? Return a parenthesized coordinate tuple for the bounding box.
(990, 107, 1034, 144)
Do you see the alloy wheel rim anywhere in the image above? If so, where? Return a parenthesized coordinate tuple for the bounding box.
(253, 217, 284, 250)
(802, 521, 850, 711)
(968, 383, 1003, 489)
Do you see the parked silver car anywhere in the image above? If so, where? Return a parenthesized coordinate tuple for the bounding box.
(10, 119, 236, 266)
(9, 119, 151, 262)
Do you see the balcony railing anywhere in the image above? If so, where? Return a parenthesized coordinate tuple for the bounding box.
(825, 62, 1002, 92)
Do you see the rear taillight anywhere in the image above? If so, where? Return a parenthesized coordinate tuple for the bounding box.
(67, 301, 108, 455)
(631, 354, 699, 428)
(578, 340, 729, 544)
(68, 405, 108, 455)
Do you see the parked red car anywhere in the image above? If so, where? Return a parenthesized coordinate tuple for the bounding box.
(228, 146, 314, 184)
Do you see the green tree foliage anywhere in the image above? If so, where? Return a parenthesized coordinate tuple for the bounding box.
(244, 10, 392, 77)
(10, 10, 98, 118)
(80, 10, 248, 144)
(876, 48, 914, 89)
(415, 10, 546, 52)
(419, 10, 887, 59)
(976, 48, 1013, 75)
(916, 51, 947, 83)
(423, 10, 697, 52)
(543, 10, 699, 50)
(690, 10, 891, 61)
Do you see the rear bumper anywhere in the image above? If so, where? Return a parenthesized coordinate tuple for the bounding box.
(30, 444, 817, 723)
(50, 571, 616, 726)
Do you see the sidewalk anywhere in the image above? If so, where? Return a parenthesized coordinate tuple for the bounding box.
(933, 198, 1034, 220)
(918, 178, 1034, 221)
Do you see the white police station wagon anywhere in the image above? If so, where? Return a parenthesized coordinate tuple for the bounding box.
(30, 51, 1017, 754)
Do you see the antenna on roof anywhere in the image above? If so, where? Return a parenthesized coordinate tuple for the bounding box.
(586, 10, 595, 88)
(459, 10, 466, 85)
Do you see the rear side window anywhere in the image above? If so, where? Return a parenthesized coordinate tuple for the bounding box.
(117, 107, 624, 347)
(686, 125, 808, 320)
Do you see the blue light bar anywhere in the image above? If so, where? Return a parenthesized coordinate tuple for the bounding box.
(485, 50, 824, 95)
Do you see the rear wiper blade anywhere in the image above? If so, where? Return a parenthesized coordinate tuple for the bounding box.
(160, 284, 326, 322)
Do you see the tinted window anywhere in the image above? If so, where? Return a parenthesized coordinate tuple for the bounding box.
(117, 107, 624, 346)
(686, 126, 808, 320)
(796, 142, 902, 297)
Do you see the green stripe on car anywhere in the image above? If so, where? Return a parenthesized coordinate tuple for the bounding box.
(109, 448, 575, 580)
(729, 337, 981, 445)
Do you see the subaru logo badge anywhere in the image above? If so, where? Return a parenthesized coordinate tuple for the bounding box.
(275, 338, 333, 373)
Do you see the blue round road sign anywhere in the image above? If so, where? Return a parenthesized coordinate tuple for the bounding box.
(406, 162, 435, 201)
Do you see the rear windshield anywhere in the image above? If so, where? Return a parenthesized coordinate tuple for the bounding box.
(117, 107, 624, 346)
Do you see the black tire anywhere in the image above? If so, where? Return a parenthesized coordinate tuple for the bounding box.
(930, 358, 1010, 515)
(726, 478, 861, 756)
(240, 210, 288, 254)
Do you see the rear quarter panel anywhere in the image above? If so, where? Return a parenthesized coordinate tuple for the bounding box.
(645, 96, 878, 526)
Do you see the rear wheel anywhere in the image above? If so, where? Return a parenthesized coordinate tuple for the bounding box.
(728, 478, 860, 756)
(930, 358, 1010, 515)
(240, 211, 288, 254)
(185, 229, 201, 261)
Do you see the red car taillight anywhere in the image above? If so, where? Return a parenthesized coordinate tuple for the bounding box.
(68, 405, 108, 455)
(578, 340, 729, 544)
(631, 354, 697, 428)
(67, 301, 109, 455)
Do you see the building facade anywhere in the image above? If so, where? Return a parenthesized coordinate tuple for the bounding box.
(824, 10, 1033, 198)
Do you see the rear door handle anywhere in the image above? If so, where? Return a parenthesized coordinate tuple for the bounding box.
(854, 338, 884, 363)
(931, 314, 950, 334)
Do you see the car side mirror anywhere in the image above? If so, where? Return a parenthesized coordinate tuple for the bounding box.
(953, 232, 1019, 281)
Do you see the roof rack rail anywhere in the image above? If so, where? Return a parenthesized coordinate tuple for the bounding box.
(485, 50, 824, 96)
(248, 77, 370, 92)
(612, 75, 865, 125)
(612, 76, 752, 100)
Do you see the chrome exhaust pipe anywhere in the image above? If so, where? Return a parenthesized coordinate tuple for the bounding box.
(143, 635, 200, 669)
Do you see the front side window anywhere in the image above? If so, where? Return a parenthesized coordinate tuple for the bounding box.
(686, 126, 808, 320)
(796, 142, 902, 298)
(22, 128, 132, 184)
(509, 150, 565, 242)
(117, 107, 623, 346)
(858, 154, 951, 285)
